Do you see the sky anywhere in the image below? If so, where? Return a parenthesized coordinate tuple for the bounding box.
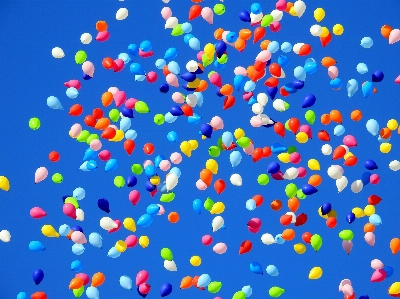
(1, 0, 400, 298)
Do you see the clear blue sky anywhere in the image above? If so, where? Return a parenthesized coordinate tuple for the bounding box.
(1, 0, 400, 298)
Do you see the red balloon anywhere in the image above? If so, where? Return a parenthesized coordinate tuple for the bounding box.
(264, 77, 279, 87)
(102, 57, 114, 69)
(302, 232, 312, 243)
(274, 122, 285, 137)
(223, 96, 235, 110)
(252, 195, 264, 207)
(368, 195, 382, 205)
(31, 292, 47, 299)
(124, 139, 135, 155)
(299, 44, 312, 56)
(253, 27, 266, 43)
(92, 108, 104, 119)
(239, 240, 252, 254)
(344, 156, 358, 166)
(254, 61, 266, 72)
(84, 115, 97, 127)
(269, 63, 282, 77)
(181, 104, 194, 116)
(318, 130, 330, 141)
(69, 104, 83, 116)
(320, 32, 332, 47)
(189, 5, 202, 20)
(295, 213, 308, 226)
(252, 148, 263, 162)
(288, 118, 300, 134)
(332, 146, 347, 160)
(279, 214, 292, 226)
(279, 86, 290, 97)
(143, 143, 155, 155)
(214, 179, 226, 194)
(101, 127, 116, 140)
(222, 142, 237, 150)
(48, 151, 60, 162)
(344, 293, 356, 299)
(326, 217, 337, 228)
(262, 147, 272, 158)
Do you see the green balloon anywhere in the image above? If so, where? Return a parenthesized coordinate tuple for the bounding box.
(269, 286, 285, 298)
(284, 120, 290, 131)
(171, 24, 184, 36)
(109, 109, 120, 122)
(285, 183, 298, 198)
(154, 114, 165, 125)
(202, 54, 212, 67)
(29, 117, 41, 130)
(217, 137, 225, 151)
(65, 197, 79, 209)
(204, 197, 214, 211)
(208, 146, 221, 157)
(77, 130, 90, 142)
(257, 174, 270, 185)
(208, 281, 222, 293)
(75, 50, 87, 64)
(213, 4, 225, 15)
(135, 101, 150, 113)
(261, 14, 274, 27)
(73, 285, 84, 298)
(131, 164, 143, 175)
(339, 229, 354, 241)
(160, 248, 173, 261)
(310, 234, 322, 252)
(160, 192, 175, 203)
(52, 173, 63, 184)
(86, 134, 99, 145)
(305, 110, 316, 125)
(297, 189, 306, 199)
(114, 176, 125, 188)
(284, 101, 290, 110)
(208, 71, 217, 79)
(232, 291, 246, 299)
(217, 54, 228, 64)
(287, 146, 297, 154)
(237, 137, 250, 148)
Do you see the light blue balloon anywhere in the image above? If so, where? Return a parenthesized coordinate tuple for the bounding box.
(79, 161, 89, 171)
(192, 199, 203, 214)
(146, 204, 160, 216)
(125, 129, 137, 140)
(366, 119, 379, 136)
(230, 151, 242, 167)
(361, 37, 373, 48)
(118, 53, 131, 64)
(66, 87, 79, 99)
(89, 232, 102, 248)
(266, 265, 279, 276)
(275, 234, 285, 244)
(167, 131, 178, 142)
(362, 81, 374, 98)
(120, 275, 133, 290)
(222, 131, 233, 147)
(130, 63, 144, 75)
(83, 148, 96, 161)
(107, 247, 121, 258)
(242, 285, 252, 297)
(369, 214, 382, 225)
(170, 167, 181, 178)
(267, 41, 279, 53)
(155, 59, 166, 69)
(197, 274, 211, 288)
(73, 187, 85, 200)
(59, 224, 70, 236)
(144, 165, 156, 177)
(139, 40, 152, 52)
(188, 113, 202, 124)
(86, 160, 97, 171)
(105, 159, 118, 172)
(86, 286, 100, 299)
(72, 244, 85, 255)
(167, 61, 180, 75)
(214, 60, 225, 70)
(29, 241, 45, 252)
(189, 37, 201, 50)
(159, 182, 167, 193)
(135, 74, 146, 81)
(234, 75, 245, 91)
(293, 66, 306, 81)
(184, 34, 194, 44)
(120, 117, 131, 132)
(356, 63, 368, 74)
(71, 260, 82, 272)
(377, 135, 390, 143)
(17, 292, 27, 299)
(244, 80, 256, 92)
(137, 214, 153, 227)
(246, 199, 256, 211)
(281, 42, 292, 53)
(347, 79, 358, 97)
(194, 92, 203, 106)
(165, 112, 178, 123)
(47, 96, 63, 110)
(181, 22, 193, 33)
(164, 48, 178, 60)
(333, 125, 345, 136)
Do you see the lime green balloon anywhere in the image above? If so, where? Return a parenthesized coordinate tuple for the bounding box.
(285, 183, 298, 198)
(114, 176, 125, 188)
(160, 248, 173, 261)
(257, 174, 270, 185)
(131, 164, 143, 175)
(204, 197, 214, 211)
(73, 285, 84, 298)
(208, 281, 222, 293)
(287, 146, 297, 154)
(305, 110, 316, 125)
(29, 117, 41, 130)
(339, 229, 354, 241)
(310, 234, 322, 252)
(284, 101, 290, 110)
(109, 109, 120, 122)
(213, 4, 225, 15)
(217, 137, 225, 151)
(75, 50, 87, 64)
(77, 130, 90, 142)
(154, 114, 165, 125)
(269, 286, 285, 297)
(160, 192, 175, 203)
(202, 54, 212, 67)
(297, 189, 306, 199)
(65, 197, 79, 209)
(237, 137, 251, 148)
(86, 134, 99, 145)
(171, 24, 184, 36)
(208, 71, 217, 79)
(135, 101, 150, 113)
(52, 173, 63, 184)
(261, 14, 274, 27)
(285, 120, 290, 131)
(217, 54, 228, 64)
(208, 146, 221, 157)
(232, 291, 246, 299)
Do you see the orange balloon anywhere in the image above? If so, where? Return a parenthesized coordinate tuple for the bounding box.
(239, 29, 252, 40)
(364, 223, 375, 233)
(219, 84, 234, 96)
(251, 69, 265, 82)
(320, 113, 331, 125)
(101, 92, 113, 107)
(380, 128, 391, 139)
(247, 66, 255, 80)
(390, 238, 400, 254)
(398, 126, 400, 135)
(321, 57, 336, 67)
(96, 21, 108, 32)
(285, 2, 294, 13)
(260, 40, 271, 50)
(235, 38, 246, 52)
(91, 272, 105, 287)
(180, 276, 193, 289)
(31, 292, 47, 299)
(330, 110, 342, 123)
(381, 25, 392, 39)
(281, 229, 295, 241)
(214, 28, 224, 40)
(163, 65, 171, 76)
(200, 168, 213, 186)
(95, 118, 111, 130)
(308, 174, 322, 187)
(253, 27, 266, 43)
(168, 212, 180, 223)
(287, 197, 300, 213)
(350, 109, 362, 121)
(69, 277, 84, 290)
(195, 80, 208, 92)
(280, 214, 292, 226)
(270, 200, 282, 211)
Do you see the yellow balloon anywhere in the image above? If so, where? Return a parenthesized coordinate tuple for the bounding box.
(289, 6, 297, 16)
(210, 202, 225, 214)
(332, 24, 344, 36)
(294, 243, 306, 254)
(190, 255, 202, 266)
(139, 235, 149, 248)
(180, 141, 192, 157)
(150, 176, 161, 185)
(318, 207, 337, 219)
(115, 240, 127, 252)
(0, 176, 10, 191)
(344, 152, 354, 160)
(389, 282, 400, 295)
(187, 78, 201, 89)
(308, 159, 320, 170)
(309, 267, 323, 279)
(109, 130, 124, 142)
(206, 159, 218, 174)
(277, 153, 290, 163)
(188, 140, 199, 150)
(234, 128, 245, 139)
(352, 207, 365, 218)
(296, 132, 308, 143)
(313, 8, 325, 22)
(380, 143, 392, 153)
(364, 205, 375, 216)
(123, 217, 136, 232)
(204, 43, 216, 58)
(387, 119, 398, 131)
(41, 225, 60, 238)
(320, 27, 330, 38)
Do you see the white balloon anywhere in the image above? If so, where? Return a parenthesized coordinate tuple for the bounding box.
(256, 93, 268, 106)
(389, 160, 400, 171)
(166, 173, 178, 191)
(250, 12, 263, 23)
(251, 103, 264, 114)
(100, 217, 118, 230)
(292, 43, 304, 55)
(261, 233, 275, 245)
(164, 260, 177, 271)
(350, 180, 363, 193)
(76, 209, 85, 221)
(293, 0, 306, 17)
(116, 8, 129, 20)
(270, 9, 283, 21)
(336, 176, 348, 193)
(273, 99, 286, 112)
(321, 144, 333, 155)
(51, 47, 65, 58)
(212, 216, 224, 232)
(338, 279, 352, 292)
(310, 25, 322, 37)
(165, 17, 178, 29)
(283, 167, 298, 180)
(327, 166, 343, 179)
(230, 174, 242, 186)
(286, 212, 296, 223)
(186, 94, 198, 107)
(80, 33, 92, 44)
(0, 230, 11, 242)
(162, 0, 170, 3)
(186, 60, 198, 72)
(258, 114, 274, 126)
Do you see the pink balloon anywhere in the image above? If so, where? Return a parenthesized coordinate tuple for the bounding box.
(136, 270, 149, 286)
(328, 66, 339, 79)
(71, 231, 87, 244)
(299, 124, 312, 139)
(338, 279, 352, 292)
(70, 123, 82, 137)
(297, 167, 307, 178)
(98, 150, 111, 161)
(243, 92, 253, 101)
(196, 179, 207, 190)
(125, 98, 138, 108)
(138, 49, 154, 58)
(64, 79, 81, 90)
(159, 160, 171, 171)
(210, 116, 224, 130)
(170, 152, 182, 164)
(248, 218, 262, 229)
(139, 283, 151, 294)
(202, 235, 213, 245)
(289, 152, 301, 164)
(129, 190, 141, 206)
(125, 235, 138, 248)
(243, 143, 254, 155)
(172, 92, 185, 103)
(197, 51, 204, 61)
(114, 91, 127, 107)
(370, 269, 386, 282)
(63, 203, 76, 219)
(371, 259, 384, 270)
(76, 273, 90, 285)
(108, 87, 119, 95)
(342, 240, 353, 255)
(250, 116, 262, 128)
(389, 29, 400, 44)
(276, 0, 287, 10)
(209, 73, 222, 87)
(213, 242, 227, 254)
(108, 219, 121, 233)
(143, 160, 154, 168)
(90, 139, 102, 151)
(395, 75, 400, 84)
(96, 31, 110, 42)
(270, 21, 281, 32)
(166, 73, 179, 87)
(30, 207, 47, 219)
(370, 174, 380, 184)
(342, 284, 354, 296)
(271, 171, 284, 180)
(234, 66, 248, 76)
(35, 167, 48, 183)
(146, 71, 158, 83)
(364, 232, 375, 246)
(161, 7, 172, 20)
(113, 59, 125, 72)
(82, 61, 94, 77)
(343, 135, 357, 147)
(256, 50, 272, 62)
(157, 204, 165, 215)
(201, 7, 214, 24)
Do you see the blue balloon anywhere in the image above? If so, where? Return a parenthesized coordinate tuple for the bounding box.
(383, 266, 393, 278)
(127, 44, 138, 57)
(17, 292, 27, 299)
(278, 55, 289, 67)
(86, 286, 100, 299)
(180, 72, 196, 82)
(72, 244, 85, 255)
(267, 41, 279, 53)
(120, 117, 131, 132)
(283, 83, 297, 94)
(184, 34, 194, 44)
(304, 61, 318, 74)
(71, 260, 82, 272)
(275, 234, 285, 244)
(356, 63, 368, 74)
(347, 79, 359, 97)
(66, 87, 79, 99)
(120, 275, 133, 290)
(82, 72, 92, 80)
(239, 10, 251, 22)
(170, 167, 181, 178)
(292, 79, 304, 89)
(346, 212, 356, 224)
(192, 199, 203, 214)
(364, 159, 378, 170)
(215, 41, 227, 56)
(29, 241, 45, 252)
(248, 97, 257, 105)
(89, 233, 102, 248)
(251, 2, 262, 13)
(242, 286, 252, 297)
(361, 172, 371, 186)
(330, 78, 342, 89)
(230, 151, 242, 167)
(234, 75, 245, 91)
(302, 94, 316, 108)
(125, 129, 137, 140)
(369, 214, 382, 225)
(281, 42, 292, 53)
(105, 159, 118, 172)
(164, 48, 178, 60)
(145, 165, 156, 178)
(372, 70, 384, 82)
(188, 37, 200, 50)
(121, 106, 134, 118)
(266, 265, 279, 276)
(130, 63, 144, 75)
(366, 119, 379, 136)
(271, 143, 287, 154)
(139, 40, 152, 52)
(250, 262, 263, 274)
(302, 184, 318, 195)
(159, 83, 169, 93)
(360, 37, 373, 48)
(126, 175, 137, 187)
(246, 199, 256, 211)
(98, 198, 110, 213)
(59, 224, 70, 236)
(154, 155, 165, 168)
(267, 162, 280, 174)
(86, 160, 98, 171)
(32, 269, 44, 285)
(266, 86, 278, 99)
(137, 214, 154, 227)
(47, 96, 63, 110)
(188, 113, 202, 124)
(108, 247, 121, 258)
(221, 131, 233, 147)
(359, 295, 369, 299)
(226, 32, 238, 44)
(83, 148, 96, 161)
(70, 225, 83, 233)
(147, 204, 160, 216)
(197, 274, 211, 288)
(362, 81, 374, 98)
(334, 125, 345, 136)
(321, 203, 332, 215)
(160, 283, 173, 297)
(200, 123, 213, 138)
(170, 105, 183, 116)
(215, 85, 224, 97)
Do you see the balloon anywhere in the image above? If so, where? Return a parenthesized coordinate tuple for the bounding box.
(308, 267, 323, 279)
(32, 269, 45, 285)
(160, 283, 173, 297)
(269, 286, 285, 297)
(310, 234, 322, 251)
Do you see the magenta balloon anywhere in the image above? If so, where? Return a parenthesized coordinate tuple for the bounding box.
(63, 203, 76, 219)
(136, 270, 149, 286)
(129, 190, 141, 205)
